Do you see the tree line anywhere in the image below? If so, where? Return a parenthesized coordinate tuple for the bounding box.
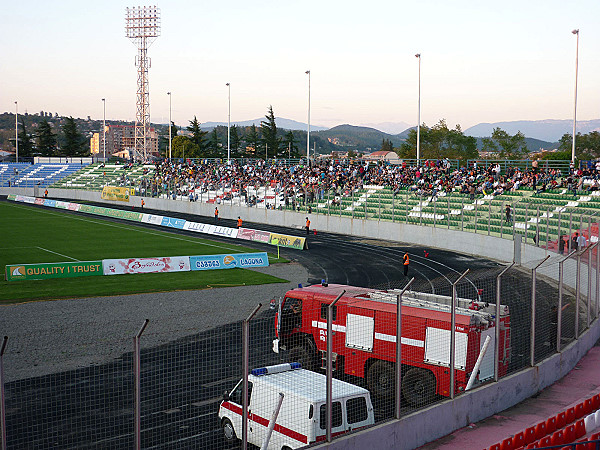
(12, 117, 87, 157)
(169, 106, 306, 159)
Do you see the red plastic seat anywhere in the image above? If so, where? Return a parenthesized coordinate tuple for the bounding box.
(534, 422, 547, 440)
(525, 443, 538, 449)
(576, 403, 586, 420)
(565, 424, 577, 443)
(546, 416, 557, 434)
(539, 436, 552, 447)
(500, 437, 513, 450)
(592, 394, 600, 411)
(551, 429, 564, 446)
(567, 407, 577, 424)
(513, 431, 525, 449)
(489, 444, 501, 450)
(556, 411, 567, 429)
(592, 432, 600, 440)
(524, 427, 537, 445)
(575, 419, 586, 439)
(584, 398, 594, 415)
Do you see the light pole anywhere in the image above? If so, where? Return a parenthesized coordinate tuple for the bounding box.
(102, 98, 106, 161)
(571, 29, 579, 166)
(167, 92, 172, 160)
(306, 70, 311, 167)
(14, 101, 18, 163)
(415, 53, 421, 166)
(226, 83, 231, 163)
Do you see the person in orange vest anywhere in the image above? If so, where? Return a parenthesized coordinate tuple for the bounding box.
(305, 217, 311, 235)
(44, 189, 48, 198)
(141, 199, 145, 208)
(214, 207, 219, 223)
(237, 216, 243, 228)
(403, 253, 410, 277)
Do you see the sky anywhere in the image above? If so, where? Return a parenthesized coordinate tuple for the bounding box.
(1, 0, 599, 131)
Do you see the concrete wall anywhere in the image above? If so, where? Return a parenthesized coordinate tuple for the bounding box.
(3, 187, 598, 449)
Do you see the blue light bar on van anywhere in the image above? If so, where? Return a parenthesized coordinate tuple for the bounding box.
(251, 363, 302, 376)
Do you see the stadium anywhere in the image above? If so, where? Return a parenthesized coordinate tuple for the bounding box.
(1, 155, 600, 450)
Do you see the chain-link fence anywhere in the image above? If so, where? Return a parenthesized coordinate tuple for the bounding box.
(1, 257, 598, 449)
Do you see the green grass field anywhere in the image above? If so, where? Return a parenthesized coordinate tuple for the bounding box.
(0, 201, 288, 304)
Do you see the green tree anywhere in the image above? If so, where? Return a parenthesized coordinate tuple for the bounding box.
(260, 105, 280, 159)
(380, 138, 393, 152)
(230, 125, 241, 157)
(36, 120, 57, 156)
(283, 130, 300, 158)
(482, 127, 528, 159)
(209, 128, 221, 157)
(398, 119, 477, 162)
(558, 131, 600, 161)
(171, 135, 198, 159)
(61, 116, 86, 156)
(245, 124, 261, 156)
(17, 118, 34, 157)
(187, 116, 208, 155)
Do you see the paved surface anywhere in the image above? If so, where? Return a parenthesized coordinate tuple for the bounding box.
(419, 339, 600, 449)
(0, 198, 569, 449)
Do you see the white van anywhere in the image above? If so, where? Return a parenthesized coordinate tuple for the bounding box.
(218, 363, 375, 450)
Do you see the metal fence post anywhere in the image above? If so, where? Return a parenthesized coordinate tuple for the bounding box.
(433, 197, 437, 228)
(461, 197, 464, 231)
(558, 251, 576, 353)
(545, 206, 550, 252)
(419, 193, 423, 226)
(392, 193, 395, 223)
(536, 206, 540, 247)
(327, 291, 345, 443)
(531, 256, 550, 366)
(501, 201, 505, 239)
(447, 198, 450, 229)
(134, 319, 149, 450)
(576, 250, 581, 339)
(378, 190, 381, 221)
(0, 336, 8, 450)
(474, 199, 479, 234)
(488, 201, 491, 235)
(405, 190, 409, 224)
(242, 303, 262, 450)
(450, 270, 470, 399)
(495, 264, 515, 382)
(587, 243, 598, 329)
(395, 278, 415, 420)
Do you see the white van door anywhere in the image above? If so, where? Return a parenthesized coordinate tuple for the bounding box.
(315, 401, 346, 440)
(344, 395, 373, 431)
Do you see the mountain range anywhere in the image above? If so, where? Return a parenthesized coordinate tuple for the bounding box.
(464, 119, 600, 142)
(200, 117, 328, 132)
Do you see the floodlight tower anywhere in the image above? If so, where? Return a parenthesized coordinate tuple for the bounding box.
(125, 5, 161, 161)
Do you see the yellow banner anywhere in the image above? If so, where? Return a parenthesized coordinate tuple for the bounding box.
(269, 233, 306, 250)
(101, 186, 135, 202)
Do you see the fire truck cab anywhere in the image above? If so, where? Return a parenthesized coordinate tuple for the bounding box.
(272, 283, 510, 405)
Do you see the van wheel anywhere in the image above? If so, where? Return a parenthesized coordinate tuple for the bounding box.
(402, 367, 436, 406)
(366, 360, 394, 398)
(288, 346, 316, 370)
(221, 418, 237, 442)
(282, 447, 292, 450)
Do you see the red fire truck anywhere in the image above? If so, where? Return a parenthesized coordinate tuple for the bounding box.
(272, 283, 510, 405)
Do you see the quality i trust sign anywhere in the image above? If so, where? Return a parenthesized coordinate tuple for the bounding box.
(6, 261, 103, 281)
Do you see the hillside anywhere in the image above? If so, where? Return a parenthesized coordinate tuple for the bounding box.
(314, 124, 405, 152)
(465, 119, 600, 142)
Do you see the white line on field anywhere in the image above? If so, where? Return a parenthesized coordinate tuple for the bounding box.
(36, 247, 80, 261)
(5, 201, 247, 253)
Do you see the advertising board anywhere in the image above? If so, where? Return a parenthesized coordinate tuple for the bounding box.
(268, 233, 306, 250)
(237, 228, 271, 243)
(189, 252, 269, 271)
(101, 186, 134, 202)
(103, 256, 190, 275)
(142, 214, 165, 225)
(6, 261, 103, 282)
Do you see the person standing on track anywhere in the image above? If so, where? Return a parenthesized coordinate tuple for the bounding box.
(237, 216, 242, 228)
(305, 217, 311, 235)
(403, 252, 410, 277)
(214, 207, 219, 223)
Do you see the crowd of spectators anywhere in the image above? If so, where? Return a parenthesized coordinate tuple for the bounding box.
(136, 158, 600, 205)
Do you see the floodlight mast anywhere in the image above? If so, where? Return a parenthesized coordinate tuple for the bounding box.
(125, 5, 161, 162)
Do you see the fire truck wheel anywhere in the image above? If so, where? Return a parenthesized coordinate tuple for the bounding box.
(288, 346, 316, 370)
(221, 418, 237, 442)
(402, 368, 436, 406)
(366, 360, 395, 398)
